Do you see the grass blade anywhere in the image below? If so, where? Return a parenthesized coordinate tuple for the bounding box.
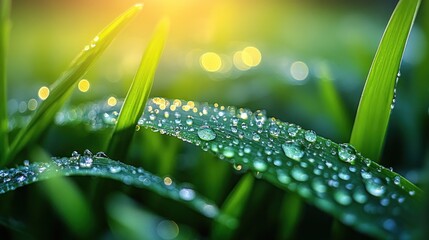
(107, 18, 169, 160)
(211, 173, 254, 240)
(350, 0, 421, 161)
(4, 4, 143, 165)
(53, 97, 424, 238)
(0, 152, 219, 219)
(0, 0, 10, 163)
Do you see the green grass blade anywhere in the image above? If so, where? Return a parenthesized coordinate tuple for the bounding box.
(108, 18, 169, 160)
(0, 0, 10, 164)
(53, 98, 423, 238)
(4, 4, 143, 165)
(211, 173, 254, 240)
(350, 0, 421, 161)
(30, 148, 95, 237)
(0, 152, 219, 219)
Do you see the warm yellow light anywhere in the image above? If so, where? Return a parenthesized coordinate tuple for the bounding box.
(78, 79, 90, 92)
(38, 86, 50, 100)
(243, 46, 262, 67)
(28, 98, 38, 111)
(164, 177, 172, 186)
(107, 97, 117, 106)
(200, 52, 222, 72)
(233, 51, 250, 71)
(290, 61, 309, 81)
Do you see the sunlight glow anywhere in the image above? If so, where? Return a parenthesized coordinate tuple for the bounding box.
(38, 86, 50, 100)
(78, 79, 90, 92)
(107, 96, 117, 106)
(242, 46, 262, 67)
(200, 52, 222, 72)
(290, 61, 309, 81)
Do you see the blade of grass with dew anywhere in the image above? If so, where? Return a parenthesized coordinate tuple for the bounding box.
(107, 18, 169, 160)
(30, 148, 95, 238)
(211, 173, 254, 240)
(0, 152, 219, 219)
(0, 0, 10, 163)
(52, 97, 424, 239)
(350, 0, 421, 161)
(3, 4, 143, 165)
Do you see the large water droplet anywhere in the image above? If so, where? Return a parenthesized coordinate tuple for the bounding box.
(304, 130, 317, 143)
(197, 126, 216, 141)
(337, 144, 357, 164)
(282, 141, 305, 161)
(353, 188, 368, 204)
(312, 179, 327, 193)
(334, 190, 352, 205)
(223, 147, 235, 158)
(291, 166, 308, 182)
(365, 178, 386, 197)
(253, 159, 267, 172)
(179, 188, 195, 201)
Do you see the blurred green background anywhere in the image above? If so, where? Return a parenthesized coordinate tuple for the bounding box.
(2, 0, 428, 239)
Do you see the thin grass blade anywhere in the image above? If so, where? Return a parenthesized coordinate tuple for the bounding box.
(107, 18, 169, 160)
(0, 151, 219, 219)
(4, 4, 143, 165)
(350, 0, 421, 161)
(211, 173, 254, 240)
(0, 0, 11, 163)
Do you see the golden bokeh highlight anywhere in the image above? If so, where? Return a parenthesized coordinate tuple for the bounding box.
(242, 46, 261, 67)
(38, 86, 50, 100)
(78, 79, 90, 92)
(107, 96, 117, 106)
(200, 52, 222, 72)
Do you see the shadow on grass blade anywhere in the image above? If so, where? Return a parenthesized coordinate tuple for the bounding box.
(108, 18, 169, 160)
(3, 4, 143, 165)
(350, 0, 421, 161)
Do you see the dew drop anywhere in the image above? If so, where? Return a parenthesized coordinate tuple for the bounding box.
(282, 141, 305, 161)
(312, 179, 327, 193)
(365, 178, 386, 197)
(179, 188, 195, 201)
(276, 170, 291, 184)
(304, 130, 317, 143)
(353, 188, 368, 204)
(253, 159, 267, 172)
(337, 144, 357, 164)
(291, 166, 308, 182)
(334, 190, 352, 205)
(393, 176, 401, 185)
(197, 126, 216, 141)
(71, 151, 80, 161)
(223, 147, 235, 158)
(109, 166, 121, 173)
(287, 126, 298, 137)
(79, 156, 93, 168)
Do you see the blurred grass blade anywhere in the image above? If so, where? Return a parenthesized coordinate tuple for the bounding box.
(277, 194, 302, 239)
(0, 152, 219, 219)
(31, 148, 94, 238)
(108, 18, 169, 159)
(0, 0, 11, 163)
(350, 0, 421, 161)
(211, 173, 254, 240)
(3, 4, 143, 165)
(54, 98, 424, 238)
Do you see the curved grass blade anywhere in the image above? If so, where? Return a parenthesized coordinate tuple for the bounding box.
(0, 0, 11, 163)
(350, 0, 421, 161)
(108, 18, 169, 160)
(0, 151, 219, 219)
(50, 97, 423, 239)
(4, 4, 143, 165)
(137, 98, 422, 239)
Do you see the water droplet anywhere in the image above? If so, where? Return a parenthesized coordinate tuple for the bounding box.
(197, 126, 216, 141)
(287, 126, 298, 137)
(269, 125, 280, 137)
(276, 170, 291, 184)
(312, 179, 327, 193)
(334, 190, 352, 205)
(337, 144, 357, 164)
(291, 166, 308, 182)
(71, 151, 80, 160)
(282, 141, 305, 161)
(252, 133, 261, 141)
(365, 178, 386, 197)
(409, 190, 415, 196)
(95, 152, 108, 158)
(109, 166, 121, 173)
(304, 130, 317, 143)
(393, 176, 401, 185)
(179, 188, 195, 201)
(223, 147, 235, 158)
(83, 149, 93, 157)
(253, 159, 267, 172)
(352, 189, 368, 204)
(79, 156, 93, 168)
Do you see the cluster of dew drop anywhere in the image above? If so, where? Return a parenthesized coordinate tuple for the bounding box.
(0, 149, 218, 219)
(133, 97, 421, 238)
